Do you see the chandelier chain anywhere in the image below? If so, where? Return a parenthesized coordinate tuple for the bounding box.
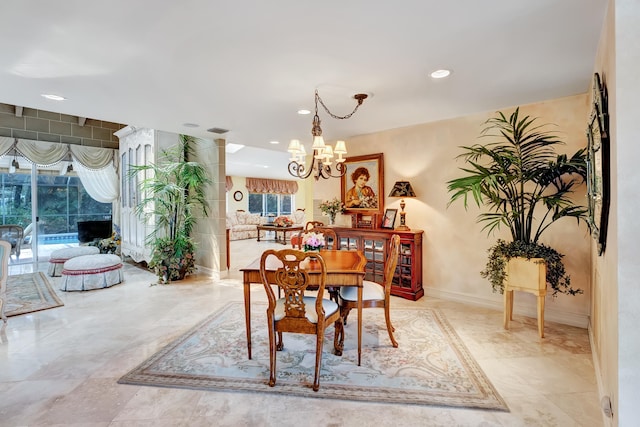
(315, 90, 364, 120)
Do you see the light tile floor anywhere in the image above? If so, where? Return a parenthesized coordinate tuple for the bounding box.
(0, 239, 603, 426)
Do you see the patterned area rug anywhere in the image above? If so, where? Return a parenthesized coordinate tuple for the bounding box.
(5, 272, 64, 317)
(119, 302, 508, 411)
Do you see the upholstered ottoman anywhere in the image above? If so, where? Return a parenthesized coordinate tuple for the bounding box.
(48, 246, 100, 277)
(60, 254, 123, 291)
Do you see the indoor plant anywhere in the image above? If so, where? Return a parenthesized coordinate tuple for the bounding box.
(132, 134, 210, 283)
(447, 108, 586, 296)
(319, 197, 345, 224)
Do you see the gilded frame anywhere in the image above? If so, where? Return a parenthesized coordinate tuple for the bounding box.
(340, 153, 384, 215)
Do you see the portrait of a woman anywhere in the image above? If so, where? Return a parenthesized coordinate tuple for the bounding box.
(345, 166, 378, 208)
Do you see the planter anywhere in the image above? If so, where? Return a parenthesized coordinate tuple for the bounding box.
(503, 257, 547, 338)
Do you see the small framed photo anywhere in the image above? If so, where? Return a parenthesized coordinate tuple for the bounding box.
(381, 208, 397, 229)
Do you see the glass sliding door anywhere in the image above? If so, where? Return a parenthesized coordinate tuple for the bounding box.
(0, 155, 113, 267)
(35, 166, 112, 262)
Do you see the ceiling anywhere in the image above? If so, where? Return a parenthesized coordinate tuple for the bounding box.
(0, 1, 607, 179)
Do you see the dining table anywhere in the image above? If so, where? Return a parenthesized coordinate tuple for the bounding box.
(240, 249, 367, 365)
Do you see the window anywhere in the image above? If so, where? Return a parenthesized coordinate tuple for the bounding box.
(248, 193, 293, 216)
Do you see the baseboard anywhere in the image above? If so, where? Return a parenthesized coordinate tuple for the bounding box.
(195, 264, 222, 281)
(424, 287, 589, 328)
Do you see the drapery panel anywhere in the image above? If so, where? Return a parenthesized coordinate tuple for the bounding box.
(245, 177, 298, 194)
(225, 176, 233, 192)
(75, 161, 119, 203)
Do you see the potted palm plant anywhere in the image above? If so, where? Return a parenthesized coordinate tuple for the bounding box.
(447, 108, 586, 296)
(132, 134, 211, 283)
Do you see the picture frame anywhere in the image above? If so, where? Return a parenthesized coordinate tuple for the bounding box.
(586, 72, 610, 256)
(233, 190, 243, 201)
(381, 208, 397, 229)
(341, 153, 384, 215)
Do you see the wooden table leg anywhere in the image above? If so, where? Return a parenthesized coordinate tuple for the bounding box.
(357, 286, 362, 366)
(243, 275, 252, 359)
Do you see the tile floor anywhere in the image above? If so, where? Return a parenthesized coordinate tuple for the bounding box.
(0, 239, 603, 426)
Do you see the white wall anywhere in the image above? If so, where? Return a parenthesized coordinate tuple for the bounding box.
(315, 95, 592, 327)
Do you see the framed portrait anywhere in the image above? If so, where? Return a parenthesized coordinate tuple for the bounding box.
(341, 153, 384, 215)
(586, 72, 610, 256)
(381, 208, 397, 229)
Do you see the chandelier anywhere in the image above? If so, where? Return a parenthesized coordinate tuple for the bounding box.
(287, 89, 368, 180)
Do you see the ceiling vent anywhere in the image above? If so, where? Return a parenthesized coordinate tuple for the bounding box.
(207, 127, 229, 134)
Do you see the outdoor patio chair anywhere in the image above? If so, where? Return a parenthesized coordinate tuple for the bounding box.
(0, 225, 24, 261)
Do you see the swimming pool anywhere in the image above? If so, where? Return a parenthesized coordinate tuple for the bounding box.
(39, 233, 79, 245)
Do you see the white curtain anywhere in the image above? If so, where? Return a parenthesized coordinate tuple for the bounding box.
(16, 139, 69, 166)
(74, 161, 119, 203)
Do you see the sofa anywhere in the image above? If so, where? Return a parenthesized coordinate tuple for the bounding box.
(226, 209, 306, 241)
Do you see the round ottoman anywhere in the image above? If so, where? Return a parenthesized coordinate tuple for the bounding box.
(48, 246, 100, 277)
(60, 254, 123, 291)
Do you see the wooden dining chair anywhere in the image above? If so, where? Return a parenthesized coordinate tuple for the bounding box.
(259, 249, 344, 391)
(339, 234, 401, 348)
(293, 226, 340, 302)
(305, 220, 324, 231)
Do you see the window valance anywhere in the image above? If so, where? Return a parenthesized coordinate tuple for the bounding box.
(245, 177, 298, 194)
(225, 176, 233, 192)
(0, 137, 116, 170)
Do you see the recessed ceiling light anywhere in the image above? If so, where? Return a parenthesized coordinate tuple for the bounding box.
(430, 69, 451, 79)
(183, 123, 199, 128)
(298, 109, 311, 115)
(41, 94, 66, 101)
(269, 141, 279, 145)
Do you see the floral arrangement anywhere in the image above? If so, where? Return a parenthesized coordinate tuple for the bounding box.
(273, 216, 293, 227)
(319, 198, 345, 216)
(302, 232, 326, 251)
(357, 195, 378, 209)
(95, 224, 121, 255)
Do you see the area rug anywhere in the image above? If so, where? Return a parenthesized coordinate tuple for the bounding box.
(119, 302, 508, 411)
(4, 272, 64, 317)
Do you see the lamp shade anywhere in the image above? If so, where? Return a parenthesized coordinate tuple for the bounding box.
(388, 181, 416, 198)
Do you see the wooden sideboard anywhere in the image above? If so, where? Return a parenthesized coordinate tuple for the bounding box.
(331, 227, 424, 301)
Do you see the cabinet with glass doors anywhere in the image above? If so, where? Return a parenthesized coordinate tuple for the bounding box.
(332, 227, 424, 300)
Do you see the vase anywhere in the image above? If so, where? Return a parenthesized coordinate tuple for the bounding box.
(329, 214, 336, 225)
(305, 248, 320, 259)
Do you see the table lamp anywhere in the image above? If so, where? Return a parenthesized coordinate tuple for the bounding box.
(388, 181, 416, 231)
